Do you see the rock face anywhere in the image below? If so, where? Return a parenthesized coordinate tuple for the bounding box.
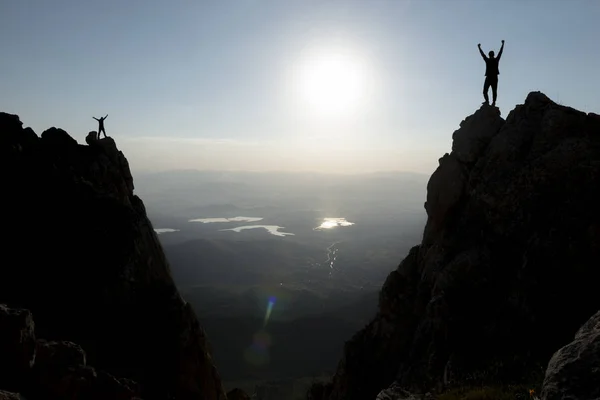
(0, 390, 22, 400)
(541, 309, 600, 400)
(0, 304, 36, 392)
(375, 383, 424, 400)
(318, 93, 600, 399)
(0, 112, 226, 400)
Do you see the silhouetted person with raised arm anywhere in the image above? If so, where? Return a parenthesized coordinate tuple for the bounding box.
(93, 114, 108, 139)
(478, 40, 504, 107)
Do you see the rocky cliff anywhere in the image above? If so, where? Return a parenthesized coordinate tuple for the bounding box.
(0, 112, 226, 400)
(314, 93, 600, 399)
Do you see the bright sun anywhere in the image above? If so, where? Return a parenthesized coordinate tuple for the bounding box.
(295, 51, 367, 116)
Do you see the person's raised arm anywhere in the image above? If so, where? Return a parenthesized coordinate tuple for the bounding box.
(104, 114, 108, 119)
(478, 43, 487, 60)
(497, 40, 505, 61)
(93, 117, 99, 121)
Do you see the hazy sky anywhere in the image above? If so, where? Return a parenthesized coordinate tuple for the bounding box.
(1, 0, 598, 174)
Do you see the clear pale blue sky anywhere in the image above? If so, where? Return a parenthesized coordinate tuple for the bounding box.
(1, 0, 598, 174)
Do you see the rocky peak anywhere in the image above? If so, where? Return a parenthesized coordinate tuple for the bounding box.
(315, 92, 600, 400)
(0, 112, 226, 400)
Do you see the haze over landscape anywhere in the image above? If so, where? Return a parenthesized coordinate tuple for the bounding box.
(1, 1, 600, 400)
(1, 1, 599, 174)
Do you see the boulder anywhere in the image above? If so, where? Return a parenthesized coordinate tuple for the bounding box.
(86, 131, 98, 145)
(29, 340, 141, 400)
(35, 339, 87, 369)
(541, 310, 600, 400)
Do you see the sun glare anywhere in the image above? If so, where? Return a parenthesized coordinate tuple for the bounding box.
(293, 50, 368, 116)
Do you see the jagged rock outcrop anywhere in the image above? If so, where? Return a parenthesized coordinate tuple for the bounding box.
(316, 93, 600, 399)
(541, 309, 600, 400)
(0, 303, 141, 399)
(0, 112, 226, 400)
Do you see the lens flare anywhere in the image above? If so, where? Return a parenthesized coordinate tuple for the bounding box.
(244, 296, 278, 367)
(264, 296, 276, 326)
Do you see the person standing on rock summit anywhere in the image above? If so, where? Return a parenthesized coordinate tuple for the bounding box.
(478, 40, 504, 107)
(93, 114, 108, 139)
